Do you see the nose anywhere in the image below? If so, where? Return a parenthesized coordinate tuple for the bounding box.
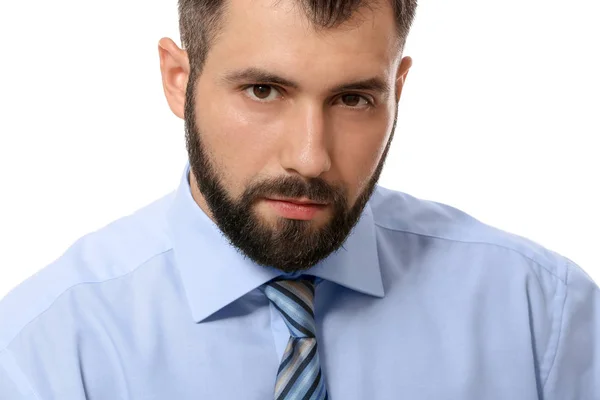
(279, 103, 332, 179)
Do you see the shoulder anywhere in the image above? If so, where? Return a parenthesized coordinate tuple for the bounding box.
(369, 186, 599, 394)
(0, 192, 176, 350)
(368, 185, 575, 285)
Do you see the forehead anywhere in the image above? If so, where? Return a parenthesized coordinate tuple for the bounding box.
(205, 0, 400, 83)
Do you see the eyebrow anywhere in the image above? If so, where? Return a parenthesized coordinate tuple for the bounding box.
(221, 67, 391, 96)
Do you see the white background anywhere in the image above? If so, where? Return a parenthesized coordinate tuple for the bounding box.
(0, 0, 598, 298)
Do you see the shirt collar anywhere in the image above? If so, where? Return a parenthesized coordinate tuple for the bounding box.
(167, 163, 384, 323)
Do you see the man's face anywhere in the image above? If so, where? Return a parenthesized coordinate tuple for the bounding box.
(184, 0, 408, 272)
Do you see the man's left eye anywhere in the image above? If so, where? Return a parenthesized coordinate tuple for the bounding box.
(340, 94, 370, 107)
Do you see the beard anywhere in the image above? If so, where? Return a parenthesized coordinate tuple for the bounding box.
(184, 78, 397, 273)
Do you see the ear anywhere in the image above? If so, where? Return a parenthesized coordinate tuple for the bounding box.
(158, 38, 190, 119)
(395, 56, 413, 104)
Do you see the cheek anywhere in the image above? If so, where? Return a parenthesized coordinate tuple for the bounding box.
(332, 114, 392, 200)
(195, 96, 279, 190)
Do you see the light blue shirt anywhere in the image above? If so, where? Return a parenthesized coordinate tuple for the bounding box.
(1, 164, 599, 399)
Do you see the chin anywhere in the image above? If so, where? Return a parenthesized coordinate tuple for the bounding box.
(272, 210, 331, 226)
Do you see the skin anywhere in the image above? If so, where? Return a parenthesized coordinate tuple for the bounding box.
(158, 0, 412, 271)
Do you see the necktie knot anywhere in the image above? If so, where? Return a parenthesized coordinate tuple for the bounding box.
(263, 277, 317, 338)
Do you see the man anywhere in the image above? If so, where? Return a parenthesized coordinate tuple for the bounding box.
(1, 0, 598, 398)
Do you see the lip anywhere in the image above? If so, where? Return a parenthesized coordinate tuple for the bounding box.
(263, 198, 328, 220)
(265, 197, 328, 206)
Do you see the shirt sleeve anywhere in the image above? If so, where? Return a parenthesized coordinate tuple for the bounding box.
(543, 260, 600, 399)
(0, 349, 41, 400)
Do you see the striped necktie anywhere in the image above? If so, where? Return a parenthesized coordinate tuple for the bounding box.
(263, 277, 328, 400)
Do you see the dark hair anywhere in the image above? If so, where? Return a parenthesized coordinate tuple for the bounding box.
(178, 0, 418, 76)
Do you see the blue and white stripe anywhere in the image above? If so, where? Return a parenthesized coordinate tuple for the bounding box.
(263, 277, 328, 400)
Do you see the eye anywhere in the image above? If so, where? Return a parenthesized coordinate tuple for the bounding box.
(243, 85, 281, 102)
(339, 94, 371, 108)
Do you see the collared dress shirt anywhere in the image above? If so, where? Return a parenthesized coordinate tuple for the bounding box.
(1, 164, 598, 399)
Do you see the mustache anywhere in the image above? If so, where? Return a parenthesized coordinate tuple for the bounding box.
(241, 176, 346, 205)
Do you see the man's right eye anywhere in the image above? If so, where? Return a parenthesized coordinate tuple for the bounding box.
(243, 85, 281, 102)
